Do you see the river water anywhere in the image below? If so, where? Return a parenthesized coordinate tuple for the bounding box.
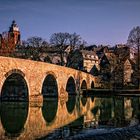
(0, 95, 140, 140)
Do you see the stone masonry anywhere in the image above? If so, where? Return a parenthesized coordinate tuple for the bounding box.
(0, 56, 99, 103)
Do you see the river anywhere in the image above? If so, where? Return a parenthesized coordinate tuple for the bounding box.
(0, 94, 140, 140)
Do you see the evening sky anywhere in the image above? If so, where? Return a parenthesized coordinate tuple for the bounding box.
(0, 0, 140, 46)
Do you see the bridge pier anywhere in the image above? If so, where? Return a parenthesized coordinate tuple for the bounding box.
(29, 94, 43, 107)
(58, 86, 68, 101)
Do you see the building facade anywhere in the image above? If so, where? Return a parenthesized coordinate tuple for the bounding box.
(66, 49, 99, 74)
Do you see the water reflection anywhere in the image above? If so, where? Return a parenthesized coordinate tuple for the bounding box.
(0, 95, 139, 140)
(91, 96, 94, 102)
(0, 102, 28, 138)
(42, 116, 84, 140)
(131, 97, 140, 117)
(66, 96, 76, 113)
(124, 97, 133, 120)
(99, 97, 114, 124)
(42, 98, 58, 123)
(81, 96, 87, 106)
(93, 96, 140, 127)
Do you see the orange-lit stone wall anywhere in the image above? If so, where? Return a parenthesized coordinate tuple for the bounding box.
(0, 56, 100, 102)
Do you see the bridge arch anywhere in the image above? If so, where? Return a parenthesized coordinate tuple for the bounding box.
(66, 76, 76, 95)
(4, 69, 25, 78)
(41, 72, 58, 97)
(81, 80, 87, 90)
(1, 69, 29, 101)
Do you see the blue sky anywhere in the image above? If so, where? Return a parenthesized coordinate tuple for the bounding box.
(0, 0, 140, 46)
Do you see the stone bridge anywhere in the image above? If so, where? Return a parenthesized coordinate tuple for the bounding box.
(0, 56, 99, 102)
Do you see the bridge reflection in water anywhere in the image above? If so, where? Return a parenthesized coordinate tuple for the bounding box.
(0, 94, 95, 139)
(0, 94, 140, 139)
(0, 102, 28, 138)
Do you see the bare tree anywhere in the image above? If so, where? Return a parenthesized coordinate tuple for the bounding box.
(50, 32, 69, 46)
(25, 36, 45, 48)
(127, 26, 140, 88)
(127, 26, 140, 60)
(16, 36, 49, 60)
(0, 34, 2, 49)
(50, 32, 70, 65)
(50, 32, 85, 65)
(50, 32, 84, 50)
(69, 32, 82, 50)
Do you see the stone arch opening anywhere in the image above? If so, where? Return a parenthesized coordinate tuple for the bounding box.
(42, 74, 58, 97)
(1, 73, 28, 101)
(66, 76, 76, 113)
(81, 80, 87, 90)
(91, 81, 94, 89)
(42, 74, 58, 123)
(66, 76, 76, 95)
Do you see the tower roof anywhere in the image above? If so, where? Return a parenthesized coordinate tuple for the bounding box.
(9, 20, 19, 32)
